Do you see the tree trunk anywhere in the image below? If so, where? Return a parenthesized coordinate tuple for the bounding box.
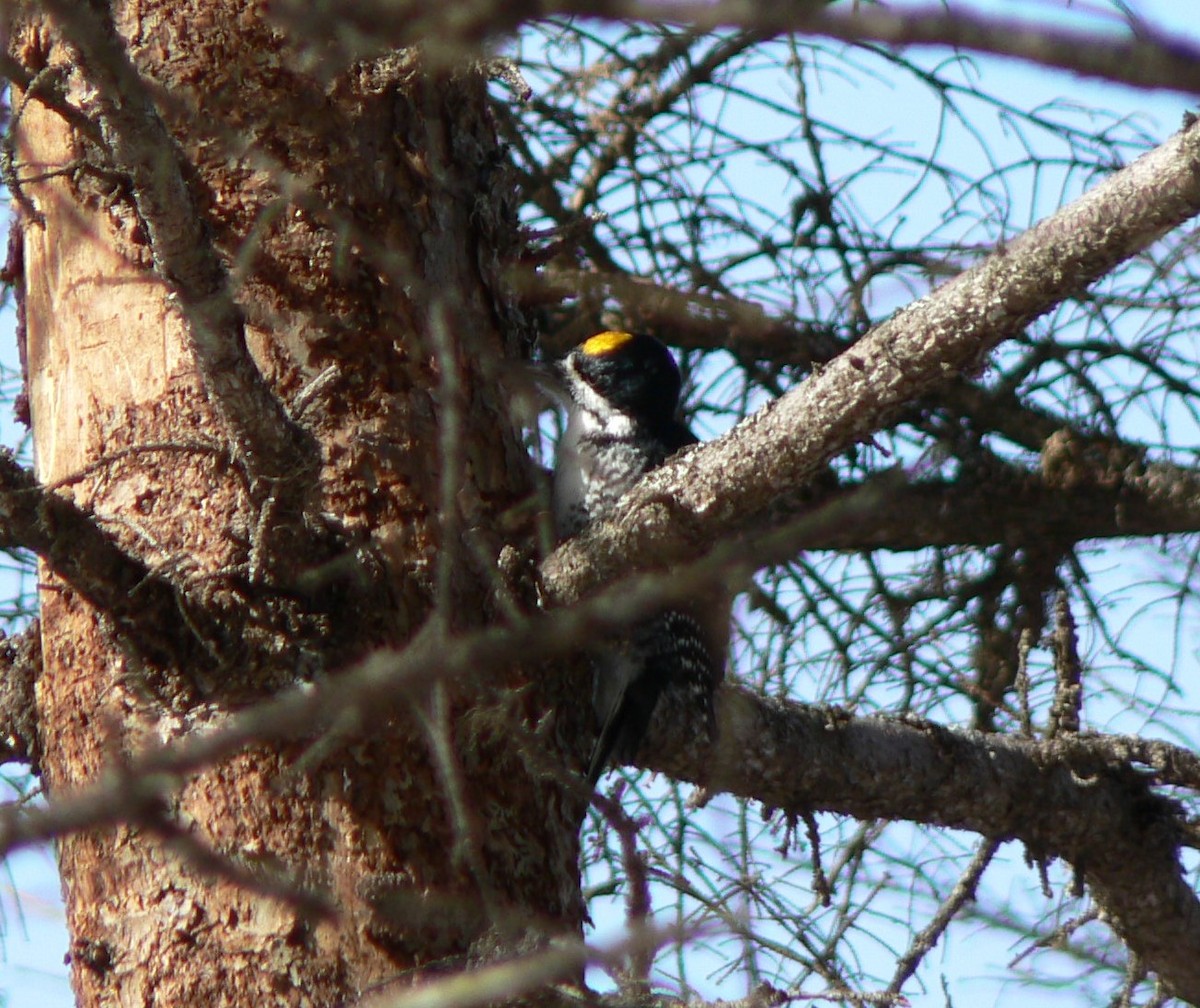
(11, 2, 583, 1003)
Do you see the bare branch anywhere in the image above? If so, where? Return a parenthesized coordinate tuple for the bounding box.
(887, 837, 1001, 994)
(686, 688, 1200, 1003)
(513, 265, 839, 366)
(543, 119, 1200, 602)
(357, 940, 585, 1008)
(145, 813, 335, 922)
(568, 32, 764, 213)
(0, 52, 104, 147)
(357, 923, 693, 1008)
(0, 450, 196, 669)
(592, 790, 655, 986)
(1048, 592, 1084, 737)
(552, 2, 1200, 97)
(791, 455, 1200, 552)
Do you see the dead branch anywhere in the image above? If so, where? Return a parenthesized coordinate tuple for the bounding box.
(0, 450, 199, 670)
(542, 117, 1200, 603)
(554, 2, 1200, 98)
(692, 688, 1200, 1003)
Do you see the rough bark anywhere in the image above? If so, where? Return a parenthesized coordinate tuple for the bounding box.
(11, 2, 583, 1004)
(0, 621, 40, 768)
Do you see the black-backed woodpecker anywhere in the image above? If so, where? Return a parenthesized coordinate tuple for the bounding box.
(551, 331, 727, 788)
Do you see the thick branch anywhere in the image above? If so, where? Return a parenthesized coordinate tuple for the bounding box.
(558, 2, 1200, 97)
(661, 687, 1200, 1002)
(39, 0, 319, 499)
(0, 517, 889, 858)
(791, 454, 1200, 552)
(543, 119, 1200, 600)
(0, 451, 191, 669)
(519, 264, 1112, 455)
(514, 265, 841, 366)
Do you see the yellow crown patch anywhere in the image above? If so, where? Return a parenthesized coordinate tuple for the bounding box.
(580, 330, 635, 356)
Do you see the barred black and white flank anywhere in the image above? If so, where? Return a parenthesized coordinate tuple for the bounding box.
(551, 330, 727, 788)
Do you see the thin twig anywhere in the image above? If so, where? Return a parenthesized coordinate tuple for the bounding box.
(146, 812, 336, 922)
(887, 837, 1000, 994)
(593, 789, 654, 986)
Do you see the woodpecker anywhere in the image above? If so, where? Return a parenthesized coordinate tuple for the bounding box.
(552, 330, 696, 540)
(550, 330, 727, 788)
